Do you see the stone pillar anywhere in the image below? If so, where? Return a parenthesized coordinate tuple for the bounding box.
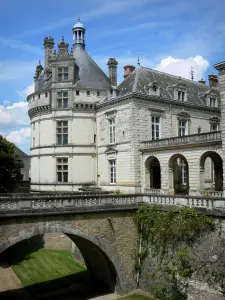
(214, 61, 225, 196)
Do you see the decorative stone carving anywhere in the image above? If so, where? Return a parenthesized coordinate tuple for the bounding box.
(105, 146, 117, 155)
(209, 115, 220, 125)
(177, 110, 190, 121)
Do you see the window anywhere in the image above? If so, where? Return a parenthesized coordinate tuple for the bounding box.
(94, 134, 96, 144)
(45, 92, 48, 98)
(180, 159, 187, 185)
(56, 121, 68, 145)
(109, 118, 115, 144)
(211, 123, 218, 131)
(33, 137, 35, 147)
(210, 97, 216, 107)
(179, 120, 186, 136)
(33, 122, 35, 130)
(97, 91, 100, 97)
(76, 90, 79, 96)
(178, 91, 185, 101)
(87, 91, 90, 96)
(57, 91, 68, 109)
(38, 94, 40, 99)
(56, 158, 68, 183)
(57, 67, 69, 82)
(152, 84, 157, 92)
(151, 116, 160, 140)
(109, 159, 116, 184)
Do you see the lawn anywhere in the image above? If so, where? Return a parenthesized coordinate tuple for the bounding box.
(6, 238, 85, 289)
(10, 248, 85, 287)
(121, 294, 156, 300)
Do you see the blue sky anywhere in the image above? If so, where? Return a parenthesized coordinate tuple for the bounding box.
(0, 0, 225, 154)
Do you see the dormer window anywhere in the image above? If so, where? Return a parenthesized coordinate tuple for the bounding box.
(209, 116, 220, 131)
(178, 91, 185, 101)
(76, 90, 79, 96)
(87, 91, 90, 96)
(97, 91, 100, 97)
(210, 97, 216, 107)
(57, 67, 68, 82)
(148, 82, 160, 96)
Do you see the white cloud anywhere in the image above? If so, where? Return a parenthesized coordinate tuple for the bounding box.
(5, 127, 31, 146)
(17, 83, 34, 99)
(155, 55, 209, 81)
(3, 100, 10, 105)
(0, 101, 29, 129)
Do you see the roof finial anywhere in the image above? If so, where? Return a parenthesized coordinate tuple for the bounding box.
(62, 36, 64, 42)
(78, 16, 80, 22)
(190, 66, 195, 81)
(137, 54, 140, 67)
(38, 60, 41, 65)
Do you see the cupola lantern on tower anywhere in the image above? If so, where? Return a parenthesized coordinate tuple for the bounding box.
(72, 17, 85, 48)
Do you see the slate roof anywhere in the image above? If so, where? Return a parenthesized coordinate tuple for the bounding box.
(14, 145, 29, 158)
(118, 67, 220, 106)
(73, 44, 111, 90)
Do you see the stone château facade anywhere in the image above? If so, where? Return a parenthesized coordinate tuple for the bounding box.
(28, 18, 223, 196)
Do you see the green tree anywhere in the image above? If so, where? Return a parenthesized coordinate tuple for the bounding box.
(0, 135, 24, 193)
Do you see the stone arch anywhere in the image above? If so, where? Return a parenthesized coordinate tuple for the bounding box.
(169, 154, 189, 195)
(145, 156, 161, 189)
(0, 224, 128, 293)
(199, 151, 223, 191)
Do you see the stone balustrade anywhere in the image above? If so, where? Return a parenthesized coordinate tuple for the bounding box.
(141, 131, 222, 150)
(1, 194, 225, 216)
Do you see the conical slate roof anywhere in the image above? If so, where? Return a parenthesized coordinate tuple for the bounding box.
(73, 44, 111, 90)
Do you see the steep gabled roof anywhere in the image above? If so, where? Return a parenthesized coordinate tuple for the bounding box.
(14, 145, 29, 158)
(118, 67, 220, 106)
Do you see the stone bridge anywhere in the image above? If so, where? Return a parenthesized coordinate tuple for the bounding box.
(1, 193, 225, 294)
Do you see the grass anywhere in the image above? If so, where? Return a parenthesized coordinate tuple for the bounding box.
(5, 237, 86, 291)
(121, 295, 155, 300)
(10, 248, 85, 287)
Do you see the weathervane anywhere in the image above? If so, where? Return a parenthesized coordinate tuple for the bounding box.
(137, 54, 140, 66)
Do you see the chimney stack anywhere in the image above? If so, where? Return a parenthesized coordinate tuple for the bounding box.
(208, 73, 218, 87)
(107, 58, 118, 86)
(43, 36, 55, 70)
(123, 65, 135, 79)
(198, 79, 206, 84)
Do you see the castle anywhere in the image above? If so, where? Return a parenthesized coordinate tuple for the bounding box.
(28, 18, 223, 195)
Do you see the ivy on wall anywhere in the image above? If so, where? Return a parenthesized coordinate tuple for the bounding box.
(135, 205, 216, 300)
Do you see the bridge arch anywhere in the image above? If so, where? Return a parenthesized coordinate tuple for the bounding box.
(0, 223, 128, 293)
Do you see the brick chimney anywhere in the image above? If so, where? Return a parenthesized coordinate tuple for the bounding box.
(208, 73, 218, 87)
(124, 65, 135, 79)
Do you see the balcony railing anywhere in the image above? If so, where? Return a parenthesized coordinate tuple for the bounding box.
(141, 131, 221, 150)
(0, 193, 225, 217)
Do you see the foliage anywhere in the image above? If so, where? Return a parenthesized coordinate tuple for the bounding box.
(113, 188, 122, 194)
(135, 205, 216, 300)
(0, 135, 24, 193)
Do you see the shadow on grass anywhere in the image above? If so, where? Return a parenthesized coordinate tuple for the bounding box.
(0, 270, 112, 300)
(3, 235, 44, 267)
